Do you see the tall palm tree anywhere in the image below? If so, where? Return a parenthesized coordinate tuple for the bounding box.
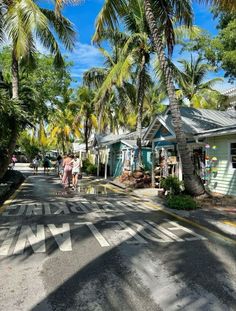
(69, 86, 98, 153)
(0, 1, 75, 178)
(94, 0, 236, 195)
(172, 56, 224, 108)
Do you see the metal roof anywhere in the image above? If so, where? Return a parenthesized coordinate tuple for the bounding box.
(144, 107, 236, 141)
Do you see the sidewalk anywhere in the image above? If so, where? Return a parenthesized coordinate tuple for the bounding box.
(132, 188, 236, 241)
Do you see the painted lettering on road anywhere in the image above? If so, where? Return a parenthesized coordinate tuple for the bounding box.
(0, 220, 208, 255)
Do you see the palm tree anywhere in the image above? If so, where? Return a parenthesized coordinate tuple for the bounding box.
(0, 1, 75, 178)
(49, 108, 80, 154)
(69, 86, 98, 153)
(172, 56, 225, 108)
(94, 0, 235, 195)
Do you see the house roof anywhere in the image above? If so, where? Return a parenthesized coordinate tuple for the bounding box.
(194, 124, 236, 137)
(144, 107, 236, 141)
(121, 140, 137, 148)
(94, 128, 149, 148)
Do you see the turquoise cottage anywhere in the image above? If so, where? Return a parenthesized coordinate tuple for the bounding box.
(144, 92, 236, 196)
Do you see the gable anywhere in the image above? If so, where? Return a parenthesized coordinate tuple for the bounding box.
(154, 125, 174, 140)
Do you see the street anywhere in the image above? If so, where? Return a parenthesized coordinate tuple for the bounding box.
(0, 165, 235, 311)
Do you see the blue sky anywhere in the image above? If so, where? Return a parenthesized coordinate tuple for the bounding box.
(39, 0, 235, 91)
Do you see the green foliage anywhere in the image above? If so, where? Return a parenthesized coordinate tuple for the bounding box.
(180, 10, 236, 82)
(82, 159, 97, 175)
(18, 132, 40, 160)
(167, 195, 198, 210)
(160, 176, 183, 195)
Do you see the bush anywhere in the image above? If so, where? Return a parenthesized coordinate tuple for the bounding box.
(167, 195, 198, 210)
(160, 176, 183, 195)
(82, 159, 97, 175)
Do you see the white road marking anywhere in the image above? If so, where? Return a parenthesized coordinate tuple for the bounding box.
(54, 203, 70, 215)
(14, 225, 46, 254)
(127, 221, 172, 243)
(165, 220, 207, 241)
(26, 204, 43, 216)
(106, 221, 148, 244)
(75, 222, 110, 247)
(147, 221, 184, 242)
(48, 223, 72, 251)
(2, 204, 26, 216)
(0, 226, 18, 255)
(44, 203, 51, 215)
(69, 204, 86, 214)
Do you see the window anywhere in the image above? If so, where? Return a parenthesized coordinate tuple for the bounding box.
(230, 143, 236, 168)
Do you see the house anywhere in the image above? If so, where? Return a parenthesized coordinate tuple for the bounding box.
(144, 105, 236, 196)
(93, 130, 152, 178)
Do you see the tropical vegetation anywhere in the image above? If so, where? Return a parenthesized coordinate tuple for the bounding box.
(0, 0, 235, 196)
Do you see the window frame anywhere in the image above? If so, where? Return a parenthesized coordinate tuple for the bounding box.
(229, 141, 236, 170)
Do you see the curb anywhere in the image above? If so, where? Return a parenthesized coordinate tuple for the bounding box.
(0, 177, 28, 213)
(103, 183, 236, 245)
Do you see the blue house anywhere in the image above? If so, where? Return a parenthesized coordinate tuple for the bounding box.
(144, 105, 236, 195)
(93, 130, 152, 178)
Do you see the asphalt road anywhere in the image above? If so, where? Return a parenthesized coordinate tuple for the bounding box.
(0, 165, 235, 311)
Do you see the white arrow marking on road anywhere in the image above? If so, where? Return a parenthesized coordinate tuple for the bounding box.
(0, 226, 18, 255)
(74, 222, 110, 247)
(13, 225, 46, 254)
(48, 223, 72, 251)
(106, 221, 148, 244)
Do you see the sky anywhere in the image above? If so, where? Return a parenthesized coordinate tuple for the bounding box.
(38, 0, 235, 91)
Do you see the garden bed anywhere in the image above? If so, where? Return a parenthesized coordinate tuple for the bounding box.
(0, 170, 25, 205)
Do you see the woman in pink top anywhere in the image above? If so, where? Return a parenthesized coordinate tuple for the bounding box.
(62, 154, 73, 188)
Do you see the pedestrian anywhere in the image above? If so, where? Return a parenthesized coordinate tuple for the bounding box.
(43, 156, 51, 175)
(32, 155, 40, 175)
(62, 154, 73, 189)
(12, 154, 17, 168)
(72, 154, 82, 189)
(57, 156, 66, 179)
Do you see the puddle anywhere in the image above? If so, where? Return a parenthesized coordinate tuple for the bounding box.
(75, 181, 114, 195)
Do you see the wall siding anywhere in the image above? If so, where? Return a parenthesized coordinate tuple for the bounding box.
(207, 134, 236, 196)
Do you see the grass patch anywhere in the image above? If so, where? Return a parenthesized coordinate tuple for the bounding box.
(167, 195, 198, 210)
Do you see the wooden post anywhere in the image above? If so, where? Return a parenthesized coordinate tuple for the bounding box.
(97, 149, 100, 177)
(177, 147, 183, 181)
(104, 146, 108, 179)
(151, 141, 155, 187)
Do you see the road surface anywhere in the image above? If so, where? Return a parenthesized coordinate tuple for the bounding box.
(0, 164, 235, 311)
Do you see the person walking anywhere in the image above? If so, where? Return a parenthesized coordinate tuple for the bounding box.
(72, 154, 82, 189)
(12, 154, 17, 168)
(62, 154, 73, 189)
(43, 156, 51, 175)
(32, 156, 40, 175)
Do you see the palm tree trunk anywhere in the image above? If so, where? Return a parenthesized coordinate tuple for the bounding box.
(12, 50, 19, 100)
(85, 119, 89, 153)
(144, 0, 205, 196)
(136, 53, 146, 170)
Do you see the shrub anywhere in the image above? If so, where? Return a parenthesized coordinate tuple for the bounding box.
(167, 195, 198, 210)
(160, 176, 183, 195)
(86, 163, 97, 175)
(82, 159, 97, 175)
